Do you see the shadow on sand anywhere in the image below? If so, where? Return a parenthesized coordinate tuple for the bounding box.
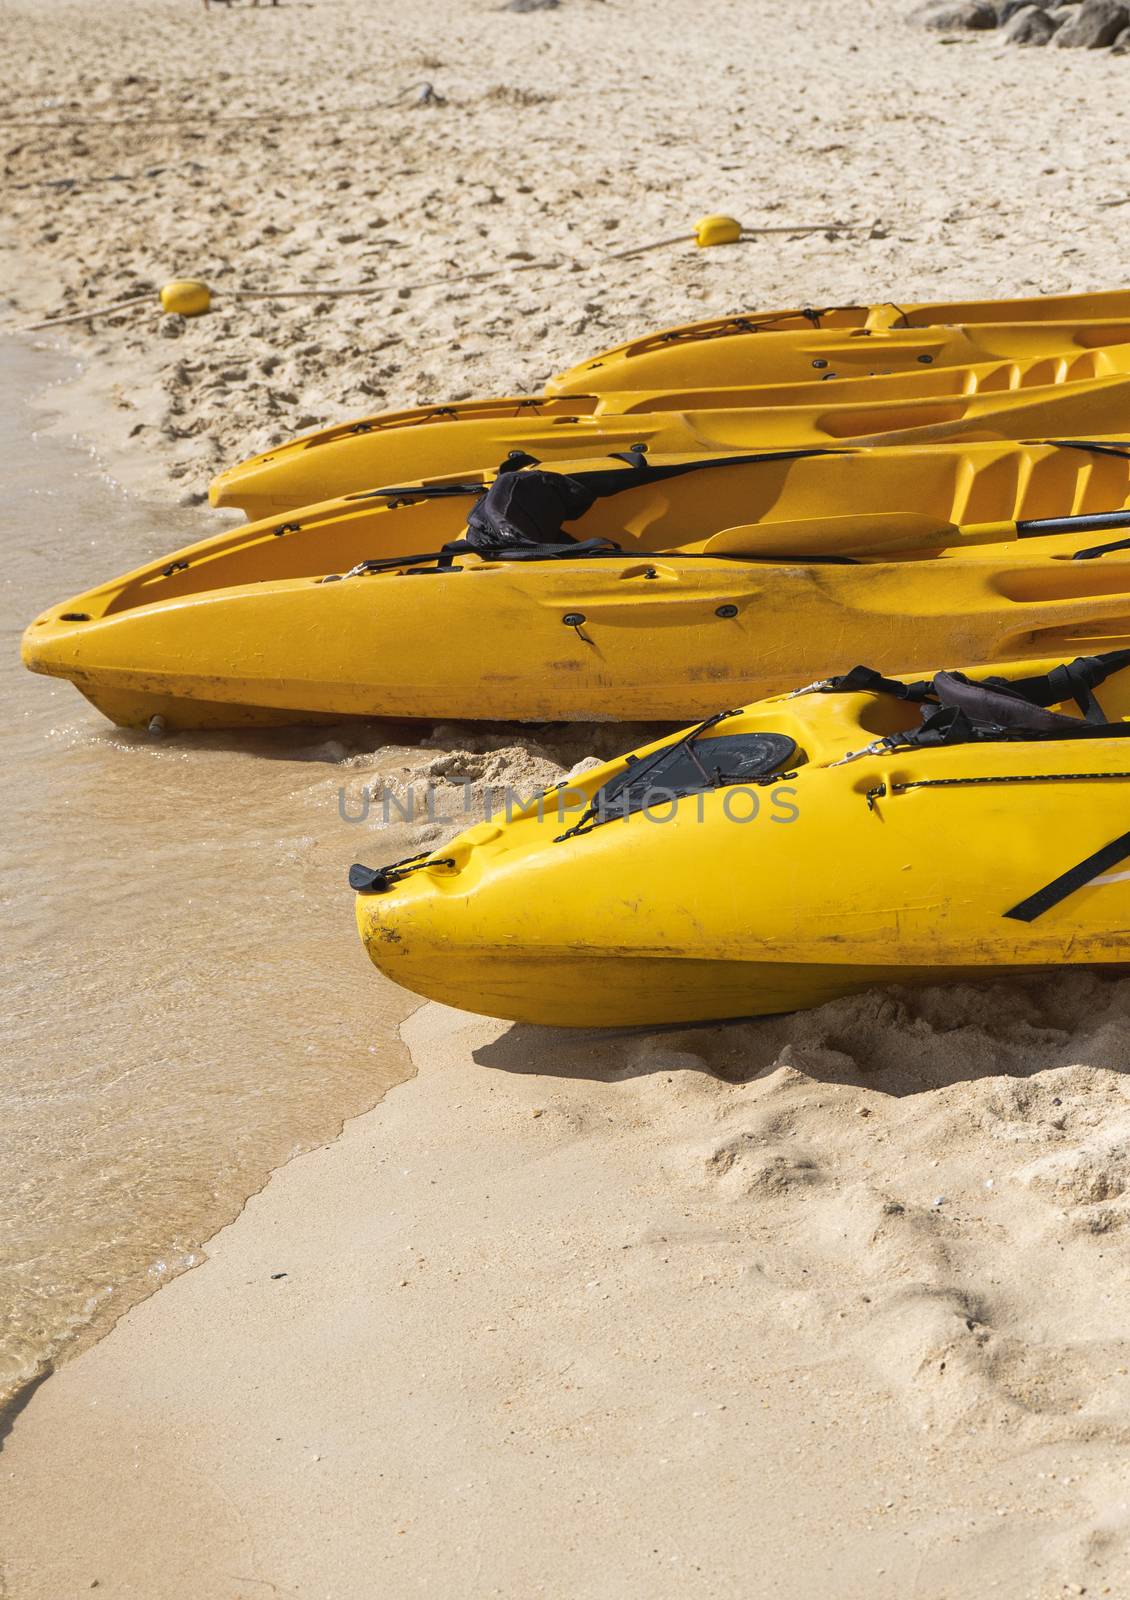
(471, 969, 1130, 1098)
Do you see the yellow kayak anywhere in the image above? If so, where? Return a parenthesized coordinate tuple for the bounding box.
(548, 288, 1130, 395)
(45, 433, 1130, 588)
(352, 647, 1130, 1026)
(23, 440, 1130, 729)
(212, 326, 1130, 518)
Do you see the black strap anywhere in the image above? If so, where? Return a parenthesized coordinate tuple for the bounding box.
(358, 446, 839, 507)
(339, 544, 863, 578)
(1003, 829, 1130, 922)
(436, 536, 621, 568)
(1046, 661, 1106, 723)
(819, 665, 936, 700)
(1005, 650, 1130, 710)
(350, 449, 541, 504)
(343, 549, 458, 575)
(560, 446, 840, 504)
(829, 650, 1130, 753)
(349, 854, 455, 894)
(887, 720, 1130, 755)
(352, 480, 486, 502)
(905, 706, 986, 747)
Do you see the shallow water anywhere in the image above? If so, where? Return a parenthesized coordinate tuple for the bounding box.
(1, 339, 417, 1412)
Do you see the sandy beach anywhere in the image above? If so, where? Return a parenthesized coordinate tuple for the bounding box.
(6, 0, 1130, 1593)
(8, 990, 1130, 1596)
(7, 0, 1130, 504)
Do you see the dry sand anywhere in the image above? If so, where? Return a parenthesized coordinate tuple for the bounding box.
(6, 0, 1130, 502)
(6, 0, 1130, 1593)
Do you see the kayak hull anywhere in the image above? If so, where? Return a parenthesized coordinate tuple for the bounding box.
(353, 659, 1130, 1025)
(210, 361, 1130, 519)
(209, 325, 1130, 517)
(36, 433, 1130, 619)
(28, 436, 1130, 731)
(353, 920, 1076, 1027)
(23, 541, 1130, 728)
(547, 291, 1130, 395)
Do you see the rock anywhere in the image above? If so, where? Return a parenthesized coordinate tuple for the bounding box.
(996, 0, 1047, 19)
(1054, 0, 1129, 43)
(1002, 3, 1058, 39)
(158, 313, 186, 339)
(1112, 20, 1130, 43)
(910, 0, 998, 28)
(502, 0, 559, 9)
(1046, 2, 1078, 16)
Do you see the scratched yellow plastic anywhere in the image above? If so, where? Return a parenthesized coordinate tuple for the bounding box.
(22, 434, 1130, 728)
(212, 326, 1130, 517)
(547, 288, 1130, 395)
(354, 657, 1130, 1026)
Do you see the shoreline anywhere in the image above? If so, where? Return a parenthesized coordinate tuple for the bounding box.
(5, 989, 1130, 1596)
(7, 0, 1130, 1591)
(0, 334, 430, 1428)
(0, 329, 655, 1429)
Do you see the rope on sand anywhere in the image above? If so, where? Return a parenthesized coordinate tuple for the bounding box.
(0, 83, 450, 127)
(7, 215, 866, 335)
(604, 221, 860, 262)
(14, 292, 158, 333)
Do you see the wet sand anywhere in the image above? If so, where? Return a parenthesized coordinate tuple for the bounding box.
(0, 333, 643, 1433)
(0, 336, 423, 1413)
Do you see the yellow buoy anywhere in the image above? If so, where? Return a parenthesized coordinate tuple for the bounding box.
(693, 214, 743, 249)
(160, 279, 212, 317)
